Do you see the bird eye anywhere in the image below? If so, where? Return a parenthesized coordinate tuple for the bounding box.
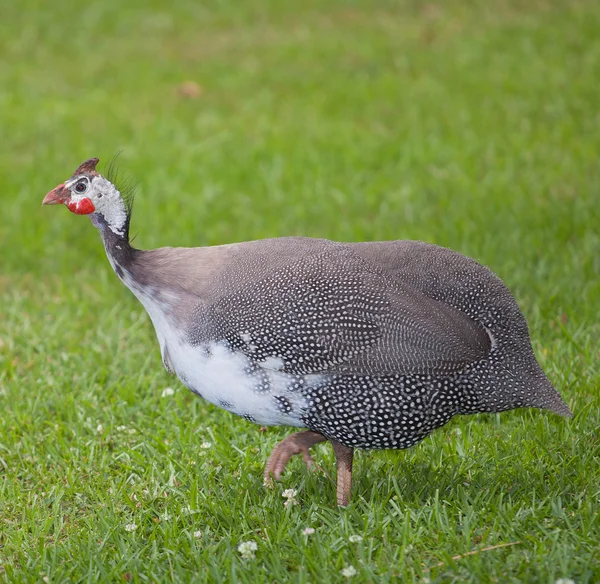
(75, 181, 88, 193)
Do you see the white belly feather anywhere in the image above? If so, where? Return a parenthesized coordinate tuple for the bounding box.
(125, 279, 308, 426)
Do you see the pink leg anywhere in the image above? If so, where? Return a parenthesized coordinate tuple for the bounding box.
(331, 440, 354, 507)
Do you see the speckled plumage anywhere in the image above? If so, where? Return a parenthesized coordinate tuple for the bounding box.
(44, 159, 572, 505)
(101, 229, 572, 448)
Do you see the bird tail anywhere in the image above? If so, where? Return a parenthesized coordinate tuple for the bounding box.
(524, 369, 573, 417)
(459, 352, 572, 418)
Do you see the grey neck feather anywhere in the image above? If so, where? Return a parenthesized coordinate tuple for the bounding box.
(92, 212, 138, 276)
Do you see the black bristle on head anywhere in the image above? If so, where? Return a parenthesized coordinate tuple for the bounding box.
(105, 152, 137, 218)
(105, 152, 138, 241)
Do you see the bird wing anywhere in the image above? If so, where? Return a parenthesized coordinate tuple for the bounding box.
(208, 246, 491, 377)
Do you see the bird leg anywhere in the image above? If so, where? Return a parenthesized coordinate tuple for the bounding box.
(331, 440, 354, 507)
(264, 430, 327, 483)
(264, 431, 355, 507)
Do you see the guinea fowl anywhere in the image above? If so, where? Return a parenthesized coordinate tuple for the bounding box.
(43, 158, 571, 506)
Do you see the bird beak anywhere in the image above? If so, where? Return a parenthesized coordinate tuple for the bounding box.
(43, 183, 70, 206)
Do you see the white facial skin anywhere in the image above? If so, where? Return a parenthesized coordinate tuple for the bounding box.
(65, 174, 127, 236)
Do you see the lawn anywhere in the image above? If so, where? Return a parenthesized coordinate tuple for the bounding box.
(0, 0, 599, 581)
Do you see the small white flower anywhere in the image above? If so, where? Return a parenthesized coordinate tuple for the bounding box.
(302, 527, 315, 535)
(124, 523, 137, 532)
(161, 387, 175, 397)
(555, 579, 576, 584)
(348, 535, 363, 543)
(193, 530, 202, 538)
(96, 424, 104, 434)
(201, 442, 212, 449)
(282, 488, 298, 507)
(117, 425, 127, 432)
(238, 540, 258, 559)
(341, 565, 357, 578)
(128, 428, 137, 434)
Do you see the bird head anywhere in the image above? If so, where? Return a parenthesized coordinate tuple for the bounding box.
(43, 157, 134, 238)
(44, 158, 108, 214)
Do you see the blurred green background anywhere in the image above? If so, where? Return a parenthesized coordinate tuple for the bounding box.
(0, 0, 598, 582)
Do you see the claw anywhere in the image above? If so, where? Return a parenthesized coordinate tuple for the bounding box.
(301, 450, 314, 468)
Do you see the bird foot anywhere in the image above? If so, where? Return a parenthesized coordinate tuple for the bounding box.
(263, 431, 355, 506)
(264, 430, 327, 484)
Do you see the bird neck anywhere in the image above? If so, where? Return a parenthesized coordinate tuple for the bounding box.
(91, 211, 138, 276)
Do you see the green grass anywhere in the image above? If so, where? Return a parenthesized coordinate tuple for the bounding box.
(0, 0, 599, 581)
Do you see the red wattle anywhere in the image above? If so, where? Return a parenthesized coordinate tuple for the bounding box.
(67, 198, 95, 215)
